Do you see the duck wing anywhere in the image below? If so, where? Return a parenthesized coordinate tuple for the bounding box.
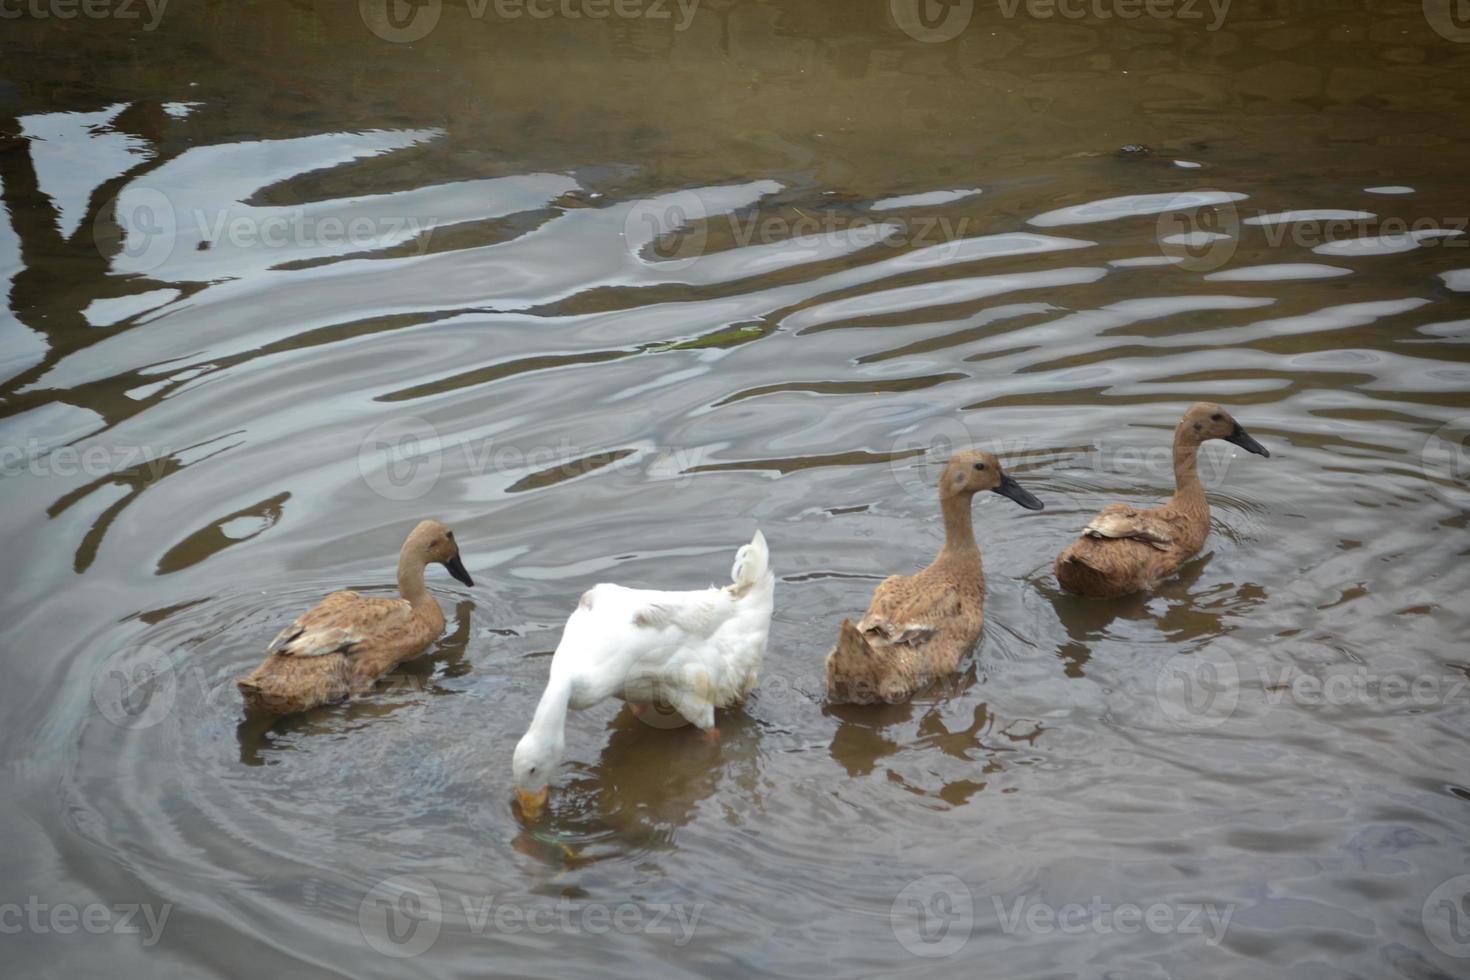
(630, 592, 733, 637)
(857, 576, 962, 648)
(1082, 505, 1174, 551)
(267, 591, 415, 657)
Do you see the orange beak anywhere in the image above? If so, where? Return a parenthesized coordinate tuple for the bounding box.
(516, 787, 548, 818)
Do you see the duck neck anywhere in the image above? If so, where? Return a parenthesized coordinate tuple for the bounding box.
(1170, 428, 1207, 512)
(938, 489, 981, 564)
(528, 673, 572, 744)
(396, 548, 441, 624)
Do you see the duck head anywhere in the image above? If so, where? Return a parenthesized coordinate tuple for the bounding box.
(1178, 403, 1270, 457)
(512, 725, 563, 819)
(406, 519, 474, 586)
(940, 450, 1044, 510)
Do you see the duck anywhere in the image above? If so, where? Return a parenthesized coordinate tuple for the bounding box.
(825, 450, 1043, 705)
(236, 519, 473, 714)
(512, 530, 774, 817)
(1055, 402, 1269, 598)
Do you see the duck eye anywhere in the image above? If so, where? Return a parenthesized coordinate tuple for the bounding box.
(1210, 413, 1223, 422)
(973, 462, 986, 471)
(446, 530, 454, 540)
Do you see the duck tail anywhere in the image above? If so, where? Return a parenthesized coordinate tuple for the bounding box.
(826, 619, 888, 704)
(236, 677, 268, 711)
(1055, 541, 1119, 597)
(834, 618, 872, 659)
(729, 529, 771, 598)
(1061, 547, 1103, 572)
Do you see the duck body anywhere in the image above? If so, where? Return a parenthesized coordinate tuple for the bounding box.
(826, 450, 1043, 705)
(1054, 502, 1208, 598)
(826, 553, 986, 705)
(236, 520, 473, 714)
(553, 575, 773, 724)
(512, 530, 773, 815)
(1056, 403, 1269, 598)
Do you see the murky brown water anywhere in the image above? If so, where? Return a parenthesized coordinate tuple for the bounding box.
(4, 1, 1470, 977)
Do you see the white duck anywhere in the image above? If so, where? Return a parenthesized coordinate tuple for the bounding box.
(512, 530, 774, 817)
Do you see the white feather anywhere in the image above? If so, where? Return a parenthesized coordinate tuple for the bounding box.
(512, 530, 774, 793)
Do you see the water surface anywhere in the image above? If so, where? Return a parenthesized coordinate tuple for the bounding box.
(3, 2, 1470, 977)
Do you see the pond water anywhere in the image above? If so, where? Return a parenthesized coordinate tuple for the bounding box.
(3, 2, 1470, 977)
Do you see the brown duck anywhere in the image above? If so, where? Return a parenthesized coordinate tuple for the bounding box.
(1055, 403, 1269, 598)
(236, 519, 473, 714)
(825, 450, 1043, 704)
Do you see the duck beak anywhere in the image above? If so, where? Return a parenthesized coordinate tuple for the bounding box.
(1224, 422, 1270, 458)
(992, 473, 1044, 511)
(516, 787, 548, 819)
(443, 553, 474, 587)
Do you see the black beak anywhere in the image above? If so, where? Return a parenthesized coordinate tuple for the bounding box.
(992, 473, 1044, 511)
(1224, 421, 1270, 458)
(443, 553, 474, 587)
